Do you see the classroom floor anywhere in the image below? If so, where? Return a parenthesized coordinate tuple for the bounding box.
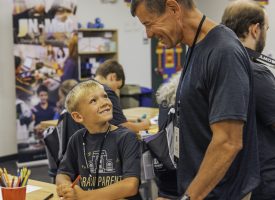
(0, 159, 52, 183)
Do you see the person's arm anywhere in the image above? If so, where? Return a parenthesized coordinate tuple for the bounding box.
(184, 120, 243, 200)
(56, 174, 73, 197)
(70, 177, 139, 200)
(272, 123, 275, 132)
(121, 119, 151, 133)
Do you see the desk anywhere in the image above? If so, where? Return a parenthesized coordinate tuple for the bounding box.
(27, 179, 58, 200)
(123, 107, 159, 121)
(40, 120, 58, 129)
(40, 107, 159, 131)
(123, 107, 159, 134)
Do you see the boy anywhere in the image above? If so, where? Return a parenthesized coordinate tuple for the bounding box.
(56, 80, 141, 200)
(94, 59, 151, 133)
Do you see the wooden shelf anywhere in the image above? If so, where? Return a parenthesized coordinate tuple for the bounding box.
(78, 51, 117, 55)
(78, 28, 117, 32)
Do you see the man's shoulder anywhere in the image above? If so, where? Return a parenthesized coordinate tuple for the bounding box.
(204, 25, 241, 49)
(252, 61, 275, 78)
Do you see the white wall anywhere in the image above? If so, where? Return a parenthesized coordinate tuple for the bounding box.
(0, 0, 151, 157)
(77, 0, 152, 88)
(196, 0, 275, 74)
(0, 0, 17, 157)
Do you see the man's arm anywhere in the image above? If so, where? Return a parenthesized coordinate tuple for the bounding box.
(74, 177, 139, 200)
(121, 119, 151, 133)
(184, 120, 244, 200)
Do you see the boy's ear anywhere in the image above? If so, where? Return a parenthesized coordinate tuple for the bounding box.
(71, 111, 84, 123)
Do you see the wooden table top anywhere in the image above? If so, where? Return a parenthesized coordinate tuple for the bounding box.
(27, 179, 58, 200)
(40, 107, 159, 129)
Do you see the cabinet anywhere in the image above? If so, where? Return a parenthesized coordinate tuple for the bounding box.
(77, 29, 118, 80)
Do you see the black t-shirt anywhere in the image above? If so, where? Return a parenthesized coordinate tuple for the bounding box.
(102, 84, 127, 125)
(176, 25, 260, 199)
(252, 62, 275, 181)
(58, 127, 141, 199)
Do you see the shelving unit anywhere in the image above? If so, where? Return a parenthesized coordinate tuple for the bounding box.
(77, 29, 118, 80)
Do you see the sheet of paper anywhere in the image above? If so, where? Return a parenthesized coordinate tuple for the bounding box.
(26, 185, 41, 193)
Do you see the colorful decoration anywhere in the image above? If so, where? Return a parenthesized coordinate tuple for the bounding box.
(254, 0, 268, 5)
(155, 42, 183, 82)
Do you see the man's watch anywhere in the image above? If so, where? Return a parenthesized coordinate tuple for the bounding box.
(180, 194, 190, 200)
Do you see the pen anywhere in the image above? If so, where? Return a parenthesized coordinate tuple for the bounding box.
(43, 193, 54, 200)
(71, 175, 81, 188)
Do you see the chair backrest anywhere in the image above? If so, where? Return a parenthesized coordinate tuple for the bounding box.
(43, 110, 83, 177)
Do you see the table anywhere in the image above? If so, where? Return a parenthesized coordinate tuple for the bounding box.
(123, 107, 159, 121)
(123, 107, 159, 134)
(27, 179, 58, 200)
(40, 120, 58, 129)
(40, 107, 159, 130)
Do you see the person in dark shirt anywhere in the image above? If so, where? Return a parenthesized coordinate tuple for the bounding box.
(94, 59, 151, 132)
(56, 80, 141, 200)
(61, 33, 78, 82)
(131, 0, 260, 199)
(32, 84, 55, 126)
(222, 1, 275, 199)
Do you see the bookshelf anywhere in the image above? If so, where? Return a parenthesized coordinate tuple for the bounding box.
(77, 29, 118, 80)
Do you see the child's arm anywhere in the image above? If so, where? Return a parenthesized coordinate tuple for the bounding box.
(72, 176, 139, 200)
(56, 174, 72, 197)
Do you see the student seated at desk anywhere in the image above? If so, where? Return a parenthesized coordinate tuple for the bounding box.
(56, 80, 141, 200)
(94, 59, 151, 133)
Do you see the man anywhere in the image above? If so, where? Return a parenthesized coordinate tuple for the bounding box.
(94, 59, 151, 132)
(222, 1, 275, 199)
(131, 0, 260, 199)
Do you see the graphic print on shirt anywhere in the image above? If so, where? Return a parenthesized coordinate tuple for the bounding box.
(87, 150, 115, 173)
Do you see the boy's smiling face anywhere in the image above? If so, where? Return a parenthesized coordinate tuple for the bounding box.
(76, 85, 113, 127)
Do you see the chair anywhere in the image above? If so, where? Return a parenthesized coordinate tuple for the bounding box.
(43, 110, 83, 183)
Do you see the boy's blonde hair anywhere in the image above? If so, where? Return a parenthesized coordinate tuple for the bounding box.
(65, 80, 103, 113)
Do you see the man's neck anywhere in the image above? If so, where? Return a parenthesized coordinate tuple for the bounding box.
(240, 37, 256, 51)
(180, 8, 217, 47)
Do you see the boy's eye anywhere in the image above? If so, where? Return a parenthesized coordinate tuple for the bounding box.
(89, 99, 96, 104)
(104, 94, 108, 98)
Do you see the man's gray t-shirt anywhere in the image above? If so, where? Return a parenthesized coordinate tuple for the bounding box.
(176, 25, 260, 199)
(58, 126, 141, 199)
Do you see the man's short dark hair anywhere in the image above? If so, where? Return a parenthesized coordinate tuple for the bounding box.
(221, 1, 265, 39)
(37, 84, 48, 95)
(96, 59, 125, 88)
(130, 0, 195, 17)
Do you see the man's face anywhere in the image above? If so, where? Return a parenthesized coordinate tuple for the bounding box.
(135, 2, 182, 49)
(255, 13, 269, 53)
(77, 86, 113, 126)
(38, 91, 48, 104)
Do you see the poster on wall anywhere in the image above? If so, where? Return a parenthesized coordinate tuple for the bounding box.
(151, 38, 186, 105)
(13, 0, 78, 167)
